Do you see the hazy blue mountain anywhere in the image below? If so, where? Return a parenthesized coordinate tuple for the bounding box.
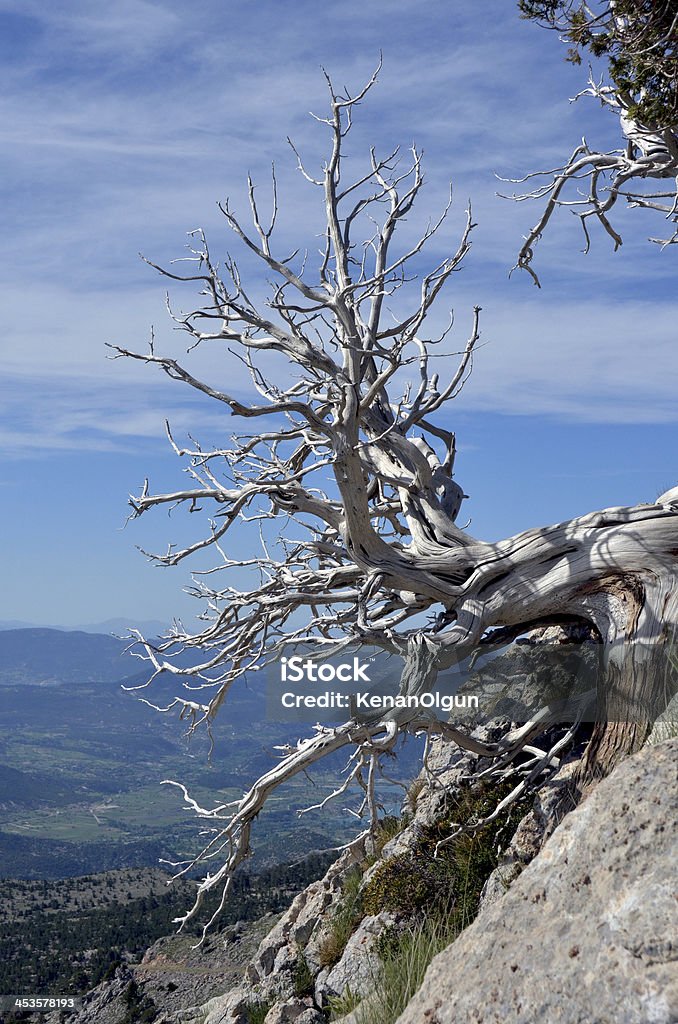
(0, 628, 133, 686)
(0, 617, 168, 636)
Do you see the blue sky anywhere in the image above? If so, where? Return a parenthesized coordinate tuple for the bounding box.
(1, 0, 675, 628)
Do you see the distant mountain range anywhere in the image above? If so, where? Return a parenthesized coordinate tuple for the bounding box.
(0, 617, 169, 636)
(0, 627, 137, 686)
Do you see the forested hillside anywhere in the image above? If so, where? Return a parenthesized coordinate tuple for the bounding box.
(0, 855, 335, 998)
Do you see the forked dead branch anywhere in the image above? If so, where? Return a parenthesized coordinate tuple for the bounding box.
(510, 1, 678, 283)
(503, 73, 678, 284)
(110, 67, 678, 940)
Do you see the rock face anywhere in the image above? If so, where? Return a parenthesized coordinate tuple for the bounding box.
(315, 912, 396, 1003)
(396, 738, 678, 1024)
(45, 964, 136, 1024)
(191, 726, 536, 1024)
(479, 752, 581, 910)
(196, 851, 359, 1024)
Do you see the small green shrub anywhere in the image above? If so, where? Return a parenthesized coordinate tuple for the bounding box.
(362, 779, 530, 929)
(317, 867, 363, 969)
(101, 959, 121, 983)
(362, 816, 407, 871)
(293, 951, 315, 997)
(361, 853, 433, 918)
(120, 979, 157, 1024)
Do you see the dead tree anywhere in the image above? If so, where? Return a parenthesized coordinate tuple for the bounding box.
(110, 67, 678, 938)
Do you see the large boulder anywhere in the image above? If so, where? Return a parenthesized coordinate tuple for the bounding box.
(396, 738, 678, 1024)
(315, 912, 396, 1004)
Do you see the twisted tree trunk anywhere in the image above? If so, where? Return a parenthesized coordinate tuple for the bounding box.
(426, 488, 678, 784)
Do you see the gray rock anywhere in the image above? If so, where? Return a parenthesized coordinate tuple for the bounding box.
(247, 849, 356, 993)
(396, 738, 678, 1024)
(480, 753, 581, 909)
(647, 692, 678, 747)
(263, 998, 321, 1024)
(201, 850, 363, 1022)
(316, 912, 395, 1004)
(45, 966, 136, 1024)
(200, 985, 259, 1024)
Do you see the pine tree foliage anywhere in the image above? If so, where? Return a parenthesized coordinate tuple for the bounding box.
(519, 1, 678, 127)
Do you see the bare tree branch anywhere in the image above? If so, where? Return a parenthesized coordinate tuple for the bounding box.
(505, 71, 678, 284)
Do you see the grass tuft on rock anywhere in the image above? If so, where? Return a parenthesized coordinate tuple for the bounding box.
(293, 950, 315, 997)
(317, 867, 364, 969)
(356, 912, 458, 1024)
(328, 984, 362, 1020)
(244, 998, 274, 1024)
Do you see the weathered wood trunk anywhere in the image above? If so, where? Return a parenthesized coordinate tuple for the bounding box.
(578, 622, 676, 784)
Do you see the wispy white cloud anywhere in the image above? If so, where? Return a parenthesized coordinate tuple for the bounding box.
(1, 0, 674, 460)
(450, 297, 678, 423)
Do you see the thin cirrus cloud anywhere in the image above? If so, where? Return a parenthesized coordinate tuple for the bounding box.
(1, 0, 676, 462)
(3, 282, 676, 464)
(455, 299, 678, 424)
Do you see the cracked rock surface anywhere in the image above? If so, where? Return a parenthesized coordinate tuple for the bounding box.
(396, 737, 678, 1024)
